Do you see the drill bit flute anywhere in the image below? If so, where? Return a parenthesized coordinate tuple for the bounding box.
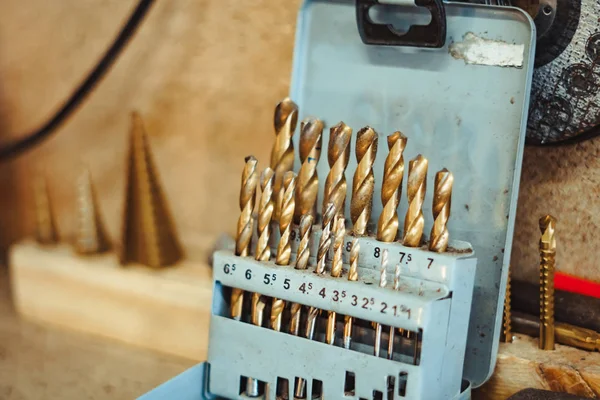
(323, 122, 352, 218)
(351, 127, 378, 236)
(289, 214, 314, 336)
(374, 249, 389, 357)
(271, 99, 298, 220)
(343, 239, 360, 349)
(429, 168, 453, 252)
(539, 215, 557, 351)
(326, 216, 346, 345)
(377, 132, 407, 242)
(295, 118, 323, 223)
(231, 156, 259, 320)
(404, 155, 428, 247)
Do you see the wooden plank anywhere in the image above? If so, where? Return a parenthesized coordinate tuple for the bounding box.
(475, 334, 600, 399)
(9, 239, 214, 361)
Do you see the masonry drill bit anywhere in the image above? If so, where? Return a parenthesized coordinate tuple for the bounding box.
(255, 168, 275, 262)
(351, 127, 378, 236)
(429, 168, 453, 252)
(315, 203, 336, 275)
(343, 239, 360, 349)
(325, 216, 346, 345)
(289, 215, 314, 337)
(272, 172, 296, 332)
(388, 264, 401, 359)
(374, 249, 389, 357)
(503, 265, 513, 343)
(377, 132, 407, 242)
(323, 122, 352, 218)
(271, 98, 298, 218)
(295, 118, 323, 223)
(403, 155, 428, 247)
(34, 176, 59, 245)
(539, 214, 557, 351)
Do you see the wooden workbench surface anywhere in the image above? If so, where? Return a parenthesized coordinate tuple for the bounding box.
(0, 267, 195, 400)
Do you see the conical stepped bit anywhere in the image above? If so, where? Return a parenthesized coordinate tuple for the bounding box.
(539, 214, 557, 351)
(294, 117, 323, 224)
(120, 112, 183, 268)
(326, 216, 346, 345)
(255, 168, 276, 262)
(323, 122, 352, 218)
(429, 168, 453, 252)
(503, 265, 513, 343)
(343, 238, 360, 349)
(34, 176, 59, 245)
(315, 203, 336, 275)
(231, 156, 259, 321)
(374, 249, 389, 357)
(351, 127, 378, 236)
(270, 98, 298, 216)
(403, 155, 428, 247)
(377, 132, 407, 242)
(76, 169, 111, 254)
(290, 214, 313, 337)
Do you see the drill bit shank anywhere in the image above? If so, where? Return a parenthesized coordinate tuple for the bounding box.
(295, 118, 323, 223)
(388, 264, 401, 359)
(351, 127, 378, 236)
(374, 249, 388, 357)
(323, 122, 352, 218)
(539, 214, 557, 351)
(377, 132, 407, 242)
(403, 155, 428, 247)
(343, 239, 360, 349)
(315, 203, 336, 274)
(326, 216, 346, 345)
(429, 168, 453, 252)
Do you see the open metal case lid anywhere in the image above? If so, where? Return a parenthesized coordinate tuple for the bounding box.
(289, 0, 535, 388)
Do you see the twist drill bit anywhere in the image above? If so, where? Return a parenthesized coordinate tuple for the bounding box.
(290, 215, 314, 337)
(503, 266, 513, 343)
(255, 168, 276, 262)
(377, 132, 407, 242)
(403, 155, 428, 247)
(295, 118, 323, 223)
(34, 176, 59, 245)
(388, 264, 401, 359)
(271, 98, 298, 217)
(315, 203, 336, 275)
(429, 168, 453, 252)
(343, 239, 360, 349)
(297, 304, 320, 399)
(272, 172, 297, 333)
(247, 292, 268, 397)
(374, 249, 389, 357)
(539, 214, 557, 351)
(351, 127, 378, 236)
(326, 216, 346, 345)
(323, 122, 352, 218)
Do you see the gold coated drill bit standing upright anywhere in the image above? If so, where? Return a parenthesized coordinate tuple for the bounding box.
(351, 127, 378, 236)
(374, 249, 389, 357)
(290, 214, 314, 336)
(315, 203, 336, 275)
(343, 239, 360, 349)
(377, 132, 407, 242)
(429, 169, 453, 252)
(403, 155, 428, 247)
(323, 122, 352, 218)
(271, 98, 298, 217)
(34, 176, 59, 245)
(76, 169, 111, 254)
(295, 118, 323, 223)
(539, 215, 557, 351)
(326, 216, 346, 345)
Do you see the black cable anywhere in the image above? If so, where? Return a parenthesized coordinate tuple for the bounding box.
(0, 0, 156, 161)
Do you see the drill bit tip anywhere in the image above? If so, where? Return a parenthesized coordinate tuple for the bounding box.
(429, 168, 454, 253)
(295, 118, 324, 223)
(323, 122, 352, 216)
(273, 97, 299, 134)
(351, 126, 378, 236)
(539, 214, 557, 250)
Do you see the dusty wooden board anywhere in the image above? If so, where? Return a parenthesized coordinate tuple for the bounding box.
(474, 334, 600, 399)
(9, 239, 214, 361)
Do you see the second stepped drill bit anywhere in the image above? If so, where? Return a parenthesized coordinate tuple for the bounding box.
(315, 203, 336, 275)
(323, 122, 352, 218)
(388, 264, 401, 359)
(377, 132, 407, 242)
(326, 216, 346, 345)
(429, 168, 453, 252)
(290, 214, 314, 336)
(295, 118, 323, 223)
(343, 239, 360, 349)
(351, 127, 378, 236)
(34, 176, 59, 245)
(374, 249, 389, 357)
(539, 214, 557, 351)
(403, 155, 428, 247)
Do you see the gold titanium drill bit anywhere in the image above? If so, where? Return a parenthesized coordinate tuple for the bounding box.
(323, 122, 352, 218)
(388, 264, 401, 359)
(343, 238, 360, 349)
(374, 249, 388, 357)
(429, 168, 453, 252)
(326, 216, 346, 345)
(351, 127, 378, 236)
(315, 203, 336, 275)
(272, 172, 297, 333)
(34, 175, 59, 245)
(290, 214, 314, 336)
(502, 265, 513, 343)
(403, 155, 428, 247)
(271, 98, 298, 217)
(539, 214, 557, 351)
(377, 132, 407, 242)
(295, 118, 324, 223)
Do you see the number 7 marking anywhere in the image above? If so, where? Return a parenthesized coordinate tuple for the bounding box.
(427, 258, 434, 269)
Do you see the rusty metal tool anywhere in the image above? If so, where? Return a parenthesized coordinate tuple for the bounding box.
(377, 132, 407, 243)
(295, 118, 323, 224)
(323, 122, 352, 218)
(374, 249, 389, 357)
(429, 168, 453, 253)
(403, 155, 428, 247)
(326, 216, 346, 345)
(34, 176, 59, 245)
(539, 214, 557, 351)
(343, 238, 360, 349)
(351, 127, 378, 236)
(76, 168, 111, 254)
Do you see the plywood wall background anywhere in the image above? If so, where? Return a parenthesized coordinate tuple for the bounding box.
(0, 0, 597, 284)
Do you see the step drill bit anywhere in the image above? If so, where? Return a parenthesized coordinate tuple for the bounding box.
(403, 155, 428, 247)
(377, 132, 407, 242)
(231, 156, 259, 321)
(34, 175, 59, 245)
(323, 122, 352, 218)
(76, 168, 111, 254)
(388, 264, 401, 359)
(502, 265, 513, 343)
(294, 118, 323, 224)
(271, 98, 298, 218)
(429, 168, 453, 252)
(272, 172, 297, 332)
(374, 249, 389, 357)
(343, 238, 360, 349)
(326, 216, 346, 345)
(539, 214, 557, 351)
(290, 214, 314, 336)
(351, 127, 378, 236)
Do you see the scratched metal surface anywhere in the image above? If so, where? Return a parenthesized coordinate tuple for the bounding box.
(290, 0, 535, 387)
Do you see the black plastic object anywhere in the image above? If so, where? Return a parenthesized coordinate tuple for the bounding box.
(508, 388, 588, 400)
(356, 0, 446, 48)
